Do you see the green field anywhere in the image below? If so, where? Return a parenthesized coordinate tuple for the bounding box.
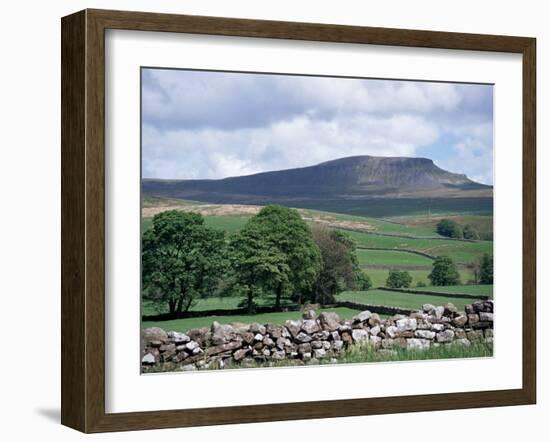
(304, 208, 444, 237)
(142, 307, 360, 333)
(356, 249, 433, 268)
(408, 284, 493, 297)
(347, 230, 492, 264)
(363, 268, 474, 287)
(337, 289, 483, 312)
(142, 296, 295, 316)
(255, 197, 493, 218)
(389, 214, 494, 240)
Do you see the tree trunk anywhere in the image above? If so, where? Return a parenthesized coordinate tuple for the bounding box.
(183, 298, 193, 312)
(168, 299, 176, 315)
(311, 283, 319, 304)
(247, 291, 254, 315)
(275, 284, 282, 310)
(175, 297, 184, 313)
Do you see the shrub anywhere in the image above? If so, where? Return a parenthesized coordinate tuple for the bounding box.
(386, 270, 413, 288)
(436, 219, 464, 239)
(463, 224, 480, 240)
(428, 256, 461, 286)
(357, 272, 373, 291)
(479, 253, 493, 284)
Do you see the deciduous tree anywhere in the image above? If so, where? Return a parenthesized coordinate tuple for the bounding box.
(463, 224, 480, 240)
(479, 253, 493, 284)
(227, 205, 321, 311)
(436, 219, 464, 239)
(308, 226, 367, 304)
(386, 269, 413, 288)
(428, 256, 461, 286)
(142, 211, 226, 315)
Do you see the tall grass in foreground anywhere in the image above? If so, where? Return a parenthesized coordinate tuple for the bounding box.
(147, 342, 493, 373)
(337, 342, 492, 365)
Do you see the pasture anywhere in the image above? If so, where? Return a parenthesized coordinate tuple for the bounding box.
(337, 289, 484, 312)
(142, 306, 361, 332)
(364, 268, 473, 287)
(356, 249, 433, 268)
(408, 284, 493, 297)
(142, 296, 294, 316)
(347, 230, 492, 264)
(304, 208, 444, 237)
(253, 196, 493, 218)
(391, 214, 494, 240)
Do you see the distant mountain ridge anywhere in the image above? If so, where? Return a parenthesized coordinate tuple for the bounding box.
(142, 155, 492, 204)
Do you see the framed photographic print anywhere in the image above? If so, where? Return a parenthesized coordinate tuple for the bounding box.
(61, 9, 536, 433)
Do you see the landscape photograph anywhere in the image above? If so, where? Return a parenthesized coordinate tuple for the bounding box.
(140, 68, 494, 373)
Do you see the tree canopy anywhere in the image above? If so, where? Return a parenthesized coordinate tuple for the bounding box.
(386, 269, 413, 288)
(226, 205, 321, 312)
(462, 224, 480, 240)
(226, 222, 290, 313)
(436, 219, 464, 239)
(428, 256, 461, 286)
(307, 226, 367, 304)
(479, 253, 493, 284)
(142, 211, 227, 315)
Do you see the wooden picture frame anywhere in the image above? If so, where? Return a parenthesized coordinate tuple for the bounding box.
(61, 8, 536, 433)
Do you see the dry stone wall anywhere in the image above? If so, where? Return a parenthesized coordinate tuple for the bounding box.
(141, 300, 494, 372)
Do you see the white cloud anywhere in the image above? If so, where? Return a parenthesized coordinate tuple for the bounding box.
(436, 123, 494, 185)
(142, 113, 439, 179)
(142, 69, 493, 182)
(143, 70, 466, 130)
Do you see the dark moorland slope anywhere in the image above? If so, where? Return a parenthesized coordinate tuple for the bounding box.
(143, 155, 492, 206)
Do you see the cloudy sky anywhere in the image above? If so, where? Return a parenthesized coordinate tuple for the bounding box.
(142, 68, 494, 184)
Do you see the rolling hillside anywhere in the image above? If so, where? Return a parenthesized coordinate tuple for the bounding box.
(143, 155, 493, 204)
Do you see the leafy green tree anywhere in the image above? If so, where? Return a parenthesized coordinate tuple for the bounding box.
(428, 256, 461, 286)
(357, 271, 373, 291)
(386, 270, 413, 288)
(227, 205, 321, 311)
(226, 224, 290, 313)
(142, 211, 227, 315)
(307, 226, 366, 304)
(436, 219, 464, 239)
(463, 224, 480, 240)
(479, 253, 494, 284)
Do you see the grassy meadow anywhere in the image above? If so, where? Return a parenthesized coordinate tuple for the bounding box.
(408, 284, 493, 297)
(356, 249, 433, 267)
(345, 230, 492, 264)
(248, 196, 493, 218)
(142, 306, 361, 332)
(337, 287, 492, 312)
(362, 268, 474, 288)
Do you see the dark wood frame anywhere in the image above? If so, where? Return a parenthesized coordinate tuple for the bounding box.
(61, 8, 536, 433)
